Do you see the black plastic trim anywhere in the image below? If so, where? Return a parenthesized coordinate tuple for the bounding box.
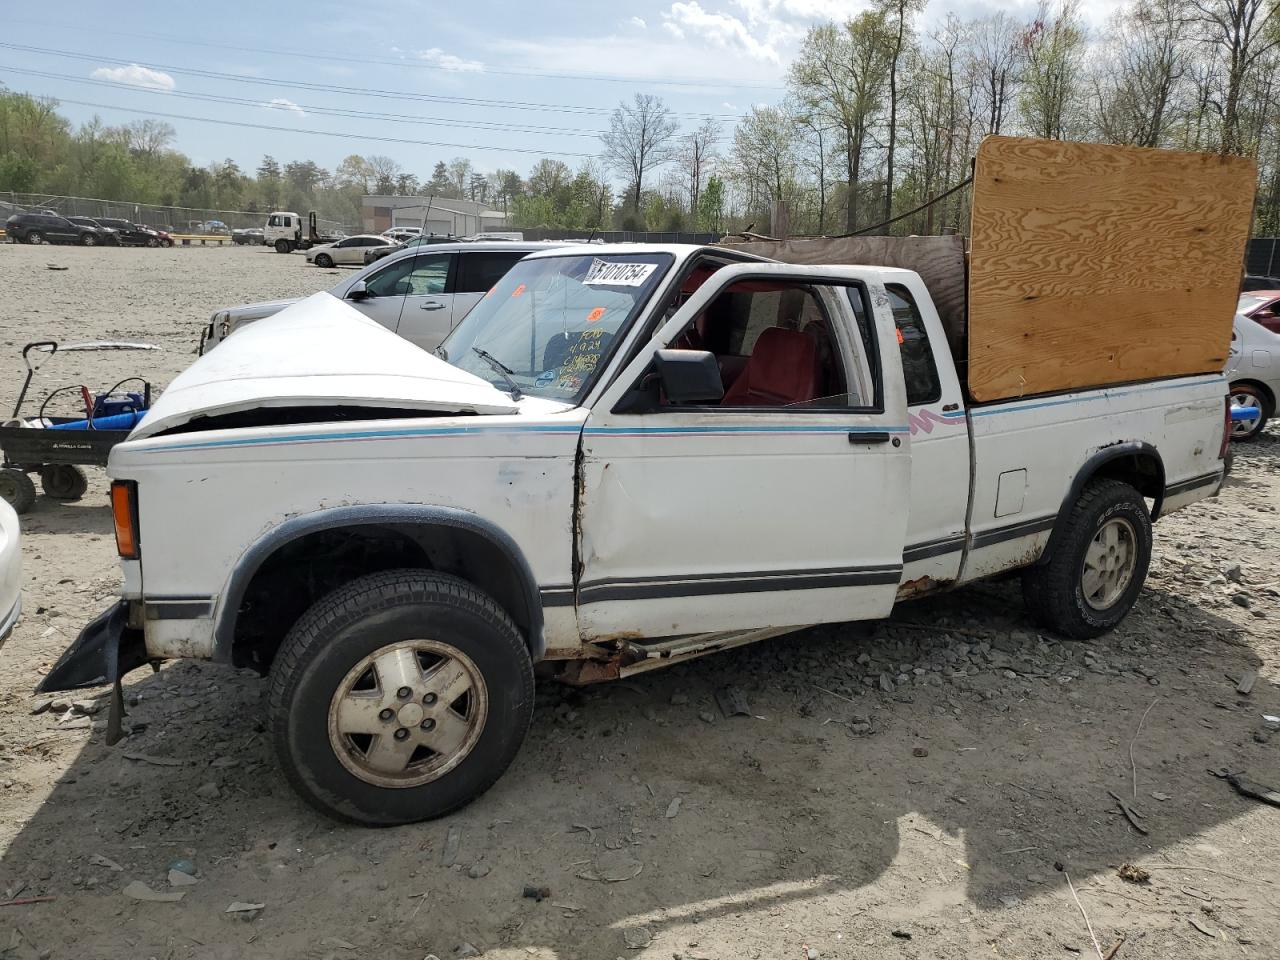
(213, 505, 547, 662)
(1037, 441, 1167, 565)
(144, 598, 214, 620)
(903, 534, 966, 563)
(579, 565, 902, 604)
(1163, 470, 1222, 498)
(969, 515, 1057, 549)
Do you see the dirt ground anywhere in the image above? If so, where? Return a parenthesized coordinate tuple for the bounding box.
(0, 242, 1277, 960)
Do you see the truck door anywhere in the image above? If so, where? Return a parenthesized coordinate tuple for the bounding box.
(576, 263, 912, 640)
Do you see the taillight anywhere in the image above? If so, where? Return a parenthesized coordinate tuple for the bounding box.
(111, 481, 139, 558)
(1220, 395, 1232, 459)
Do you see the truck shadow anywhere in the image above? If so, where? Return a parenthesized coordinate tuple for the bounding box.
(2, 573, 1272, 957)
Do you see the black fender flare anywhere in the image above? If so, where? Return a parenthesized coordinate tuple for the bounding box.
(1037, 442, 1165, 565)
(212, 504, 546, 662)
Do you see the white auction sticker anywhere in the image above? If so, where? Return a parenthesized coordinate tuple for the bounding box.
(582, 258, 656, 286)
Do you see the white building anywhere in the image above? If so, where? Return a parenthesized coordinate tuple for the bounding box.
(361, 195, 507, 237)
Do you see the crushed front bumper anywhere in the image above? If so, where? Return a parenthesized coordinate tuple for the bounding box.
(37, 601, 149, 743)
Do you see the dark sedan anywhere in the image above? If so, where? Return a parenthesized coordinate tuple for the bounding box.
(94, 218, 161, 247)
(67, 216, 120, 245)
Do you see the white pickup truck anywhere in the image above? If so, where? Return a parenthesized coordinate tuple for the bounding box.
(38, 243, 1230, 824)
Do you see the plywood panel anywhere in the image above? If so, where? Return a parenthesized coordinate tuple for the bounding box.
(718, 236, 968, 356)
(967, 136, 1255, 401)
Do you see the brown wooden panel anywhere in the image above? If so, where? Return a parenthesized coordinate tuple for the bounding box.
(967, 136, 1255, 401)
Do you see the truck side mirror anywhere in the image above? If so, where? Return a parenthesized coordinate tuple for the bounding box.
(653, 349, 724, 405)
(347, 281, 370, 301)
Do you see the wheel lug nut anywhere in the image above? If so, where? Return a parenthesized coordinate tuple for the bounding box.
(396, 686, 412, 700)
(420, 718, 436, 731)
(394, 727, 409, 741)
(379, 708, 394, 721)
(423, 693, 437, 705)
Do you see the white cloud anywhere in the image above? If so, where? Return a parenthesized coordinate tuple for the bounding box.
(89, 63, 175, 91)
(662, 1, 782, 63)
(265, 97, 306, 117)
(722, 101, 739, 110)
(415, 47, 485, 73)
(627, 15, 647, 28)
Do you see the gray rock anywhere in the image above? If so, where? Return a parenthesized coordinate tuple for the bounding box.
(467, 862, 491, 879)
(194, 781, 220, 800)
(698, 711, 716, 724)
(670, 693, 689, 706)
(455, 943, 481, 958)
(879, 673, 895, 694)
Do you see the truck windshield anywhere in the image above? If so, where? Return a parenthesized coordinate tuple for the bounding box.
(441, 252, 672, 403)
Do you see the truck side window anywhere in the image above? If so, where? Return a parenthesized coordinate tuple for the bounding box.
(886, 284, 941, 406)
(268, 215, 281, 227)
(667, 280, 870, 409)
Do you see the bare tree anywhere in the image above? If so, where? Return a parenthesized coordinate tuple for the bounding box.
(790, 14, 891, 232)
(879, 0, 926, 222)
(1189, 0, 1280, 154)
(1091, 0, 1189, 147)
(971, 12, 1025, 134)
(679, 119, 721, 217)
(601, 93, 680, 211)
(367, 155, 401, 194)
(1020, 0, 1088, 140)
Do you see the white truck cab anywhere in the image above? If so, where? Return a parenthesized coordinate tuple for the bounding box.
(36, 242, 1230, 825)
(263, 211, 301, 252)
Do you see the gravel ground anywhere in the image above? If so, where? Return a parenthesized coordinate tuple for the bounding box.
(0, 243, 1278, 960)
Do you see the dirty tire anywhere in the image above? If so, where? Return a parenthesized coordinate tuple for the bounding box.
(39, 464, 89, 501)
(274, 238, 291, 254)
(314, 253, 333, 268)
(26, 231, 44, 245)
(268, 569, 534, 826)
(145, 236, 159, 248)
(80, 232, 97, 246)
(0, 469, 37, 514)
(1022, 479, 1152, 640)
(1229, 383, 1271, 441)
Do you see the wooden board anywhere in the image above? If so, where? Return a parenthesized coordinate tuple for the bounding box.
(967, 136, 1256, 401)
(717, 235, 968, 357)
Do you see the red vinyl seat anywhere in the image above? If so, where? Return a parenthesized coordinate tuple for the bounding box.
(720, 327, 821, 406)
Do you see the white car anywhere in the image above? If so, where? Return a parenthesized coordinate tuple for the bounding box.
(305, 235, 397, 267)
(0, 498, 20, 647)
(203, 242, 566, 354)
(1226, 292, 1280, 440)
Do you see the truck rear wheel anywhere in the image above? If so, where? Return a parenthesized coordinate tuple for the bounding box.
(274, 239, 292, 254)
(1021, 479, 1152, 639)
(268, 570, 534, 825)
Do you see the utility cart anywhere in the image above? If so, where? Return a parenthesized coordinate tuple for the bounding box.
(0, 340, 157, 513)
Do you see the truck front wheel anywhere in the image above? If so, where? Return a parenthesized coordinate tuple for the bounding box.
(267, 570, 534, 825)
(274, 239, 292, 254)
(1021, 479, 1152, 640)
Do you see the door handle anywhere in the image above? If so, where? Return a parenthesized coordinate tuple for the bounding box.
(847, 431, 890, 444)
(420, 301, 446, 311)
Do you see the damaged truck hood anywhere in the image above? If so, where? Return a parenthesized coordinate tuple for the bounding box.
(132, 292, 519, 439)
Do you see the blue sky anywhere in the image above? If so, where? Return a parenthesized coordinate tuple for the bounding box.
(0, 0, 1124, 181)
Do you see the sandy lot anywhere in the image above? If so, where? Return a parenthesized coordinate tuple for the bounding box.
(0, 243, 1278, 960)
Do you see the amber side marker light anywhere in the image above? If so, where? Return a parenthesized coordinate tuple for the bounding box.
(111, 481, 139, 559)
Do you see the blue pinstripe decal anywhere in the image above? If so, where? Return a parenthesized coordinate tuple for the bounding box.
(144, 376, 1220, 452)
(967, 376, 1222, 419)
(149, 424, 582, 452)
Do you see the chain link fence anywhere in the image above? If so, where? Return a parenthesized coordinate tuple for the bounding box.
(2, 192, 348, 236)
